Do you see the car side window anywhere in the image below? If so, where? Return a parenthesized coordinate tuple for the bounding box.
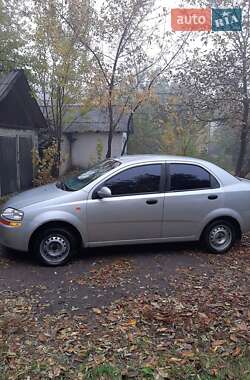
(168, 163, 220, 191)
(102, 164, 162, 196)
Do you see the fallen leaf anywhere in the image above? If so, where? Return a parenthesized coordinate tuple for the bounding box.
(232, 346, 241, 357)
(168, 357, 182, 363)
(236, 322, 248, 331)
(181, 350, 194, 358)
(127, 319, 137, 327)
(157, 368, 170, 379)
(92, 308, 102, 314)
(229, 334, 238, 343)
(212, 339, 226, 347)
(38, 333, 48, 343)
(210, 368, 219, 376)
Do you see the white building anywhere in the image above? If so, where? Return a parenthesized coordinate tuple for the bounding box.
(60, 108, 132, 174)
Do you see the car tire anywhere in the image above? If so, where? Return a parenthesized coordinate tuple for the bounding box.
(32, 227, 77, 266)
(202, 219, 236, 254)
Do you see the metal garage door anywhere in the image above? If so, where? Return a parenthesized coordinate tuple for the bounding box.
(0, 136, 18, 196)
(19, 136, 33, 191)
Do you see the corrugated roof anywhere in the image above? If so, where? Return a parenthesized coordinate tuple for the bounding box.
(64, 107, 132, 133)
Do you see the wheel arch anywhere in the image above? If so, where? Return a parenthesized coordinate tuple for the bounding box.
(200, 216, 242, 241)
(28, 220, 83, 251)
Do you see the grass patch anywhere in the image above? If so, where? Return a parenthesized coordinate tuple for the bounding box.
(154, 353, 250, 380)
(84, 364, 121, 380)
(82, 355, 250, 380)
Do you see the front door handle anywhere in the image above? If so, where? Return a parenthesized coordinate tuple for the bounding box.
(146, 199, 158, 205)
(208, 195, 218, 200)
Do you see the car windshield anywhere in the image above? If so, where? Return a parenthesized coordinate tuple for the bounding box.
(57, 159, 121, 191)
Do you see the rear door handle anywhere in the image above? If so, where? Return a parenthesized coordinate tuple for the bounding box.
(146, 199, 158, 205)
(208, 195, 218, 200)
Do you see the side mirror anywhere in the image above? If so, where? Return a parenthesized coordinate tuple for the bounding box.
(97, 186, 112, 199)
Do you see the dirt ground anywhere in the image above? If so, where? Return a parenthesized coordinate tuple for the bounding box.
(0, 242, 206, 314)
(0, 239, 250, 379)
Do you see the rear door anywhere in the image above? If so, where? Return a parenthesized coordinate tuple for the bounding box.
(86, 163, 165, 244)
(163, 163, 224, 239)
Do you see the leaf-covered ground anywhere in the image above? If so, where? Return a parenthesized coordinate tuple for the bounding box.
(0, 238, 250, 380)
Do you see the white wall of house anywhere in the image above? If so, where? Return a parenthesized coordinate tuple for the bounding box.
(60, 131, 127, 174)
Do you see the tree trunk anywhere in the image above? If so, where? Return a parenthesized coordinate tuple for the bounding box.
(55, 111, 62, 177)
(106, 89, 114, 158)
(121, 133, 129, 156)
(235, 123, 248, 177)
(106, 127, 113, 158)
(235, 52, 249, 177)
(56, 137, 61, 176)
(121, 113, 133, 155)
(235, 81, 249, 176)
(121, 111, 134, 156)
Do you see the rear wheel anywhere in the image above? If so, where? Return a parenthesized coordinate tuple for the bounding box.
(32, 227, 77, 266)
(202, 219, 236, 254)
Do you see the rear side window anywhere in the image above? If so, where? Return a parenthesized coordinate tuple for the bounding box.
(168, 163, 219, 191)
(103, 164, 161, 196)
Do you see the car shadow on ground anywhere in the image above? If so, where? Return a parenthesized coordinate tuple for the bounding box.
(1, 240, 205, 268)
(84, 241, 202, 259)
(0, 241, 211, 313)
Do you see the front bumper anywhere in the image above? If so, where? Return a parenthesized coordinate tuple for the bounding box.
(0, 221, 29, 251)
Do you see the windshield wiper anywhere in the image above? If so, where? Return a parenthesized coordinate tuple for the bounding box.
(56, 181, 73, 191)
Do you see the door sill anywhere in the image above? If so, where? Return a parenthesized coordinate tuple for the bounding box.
(87, 236, 196, 247)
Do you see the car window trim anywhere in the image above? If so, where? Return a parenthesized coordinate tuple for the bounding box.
(164, 162, 170, 191)
(165, 162, 221, 193)
(92, 162, 165, 199)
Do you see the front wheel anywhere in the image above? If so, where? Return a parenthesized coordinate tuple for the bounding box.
(202, 219, 236, 254)
(32, 227, 77, 266)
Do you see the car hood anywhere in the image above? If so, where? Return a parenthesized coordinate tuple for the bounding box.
(3, 183, 68, 210)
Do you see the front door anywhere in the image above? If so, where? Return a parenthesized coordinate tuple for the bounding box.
(86, 163, 164, 244)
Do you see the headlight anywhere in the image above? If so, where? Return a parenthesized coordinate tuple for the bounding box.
(1, 208, 24, 221)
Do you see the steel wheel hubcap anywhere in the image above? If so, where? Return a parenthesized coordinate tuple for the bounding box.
(209, 225, 232, 251)
(40, 235, 70, 263)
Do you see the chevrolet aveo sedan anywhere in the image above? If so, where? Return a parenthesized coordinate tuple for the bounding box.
(1, 155, 250, 266)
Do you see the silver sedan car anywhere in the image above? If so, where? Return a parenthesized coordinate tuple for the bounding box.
(0, 155, 250, 266)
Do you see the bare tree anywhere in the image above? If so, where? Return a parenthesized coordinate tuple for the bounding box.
(63, 0, 189, 158)
(121, 33, 190, 154)
(181, 0, 250, 176)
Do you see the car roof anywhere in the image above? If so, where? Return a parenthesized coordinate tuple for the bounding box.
(116, 154, 212, 165)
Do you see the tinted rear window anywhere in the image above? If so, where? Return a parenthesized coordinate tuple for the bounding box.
(168, 163, 219, 191)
